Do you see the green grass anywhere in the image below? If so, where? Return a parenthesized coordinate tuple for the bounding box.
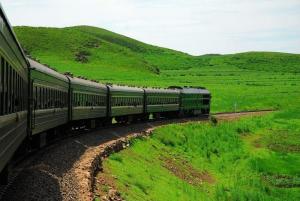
(14, 26, 300, 112)
(98, 108, 300, 201)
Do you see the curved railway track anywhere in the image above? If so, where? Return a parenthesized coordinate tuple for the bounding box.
(0, 111, 272, 201)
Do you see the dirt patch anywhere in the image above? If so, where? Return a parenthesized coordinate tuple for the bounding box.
(262, 174, 300, 188)
(75, 50, 91, 63)
(268, 144, 300, 153)
(253, 139, 262, 148)
(94, 170, 123, 201)
(85, 40, 101, 48)
(215, 110, 273, 122)
(162, 156, 215, 186)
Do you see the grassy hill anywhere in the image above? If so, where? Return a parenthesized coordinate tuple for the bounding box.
(14, 26, 203, 81)
(14, 26, 300, 112)
(14, 26, 300, 78)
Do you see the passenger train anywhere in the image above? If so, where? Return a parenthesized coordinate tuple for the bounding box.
(0, 5, 211, 184)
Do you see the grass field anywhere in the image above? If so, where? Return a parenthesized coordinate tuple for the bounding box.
(96, 108, 300, 201)
(14, 26, 300, 112)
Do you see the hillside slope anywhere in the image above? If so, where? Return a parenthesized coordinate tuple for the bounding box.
(14, 26, 202, 82)
(14, 26, 300, 82)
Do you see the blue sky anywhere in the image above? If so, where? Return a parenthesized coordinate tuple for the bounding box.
(1, 0, 300, 55)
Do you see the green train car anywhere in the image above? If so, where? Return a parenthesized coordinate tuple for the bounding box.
(108, 85, 144, 123)
(68, 76, 107, 126)
(0, 5, 28, 184)
(144, 88, 180, 118)
(29, 59, 69, 136)
(180, 87, 211, 115)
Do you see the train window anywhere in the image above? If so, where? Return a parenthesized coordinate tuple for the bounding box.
(38, 86, 41, 109)
(60, 91, 62, 107)
(49, 89, 51, 108)
(15, 70, 18, 111)
(77, 93, 80, 106)
(63, 91, 65, 107)
(46, 88, 51, 108)
(15, 73, 19, 112)
(45, 88, 48, 109)
(11, 69, 14, 112)
(17, 73, 20, 111)
(36, 86, 39, 109)
(87, 94, 89, 106)
(20, 78, 24, 111)
(48, 88, 51, 108)
(3, 61, 7, 114)
(6, 64, 9, 113)
(56, 90, 58, 107)
(36, 86, 38, 109)
(50, 89, 53, 108)
(79, 93, 81, 106)
(52, 89, 55, 108)
(59, 91, 62, 107)
(33, 86, 37, 109)
(82, 94, 85, 106)
(55, 90, 58, 108)
(61, 91, 64, 108)
(40, 87, 43, 109)
(74, 93, 76, 106)
(58, 91, 61, 108)
(82, 94, 84, 106)
(43, 87, 46, 109)
(59, 91, 61, 108)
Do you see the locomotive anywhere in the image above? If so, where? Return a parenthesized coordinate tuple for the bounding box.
(0, 5, 211, 184)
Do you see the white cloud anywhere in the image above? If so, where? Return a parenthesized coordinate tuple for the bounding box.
(1, 0, 300, 55)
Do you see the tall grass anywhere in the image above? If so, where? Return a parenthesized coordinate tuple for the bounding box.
(100, 109, 300, 201)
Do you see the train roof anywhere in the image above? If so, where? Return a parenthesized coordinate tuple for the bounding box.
(144, 88, 180, 94)
(68, 76, 107, 90)
(181, 87, 210, 94)
(108, 85, 144, 93)
(28, 58, 69, 82)
(0, 4, 29, 67)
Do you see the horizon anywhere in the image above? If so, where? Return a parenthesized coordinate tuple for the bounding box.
(2, 0, 300, 55)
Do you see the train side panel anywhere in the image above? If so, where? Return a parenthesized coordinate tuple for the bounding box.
(29, 59, 69, 135)
(0, 6, 28, 179)
(108, 86, 144, 117)
(145, 89, 180, 115)
(180, 88, 211, 115)
(70, 77, 107, 121)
